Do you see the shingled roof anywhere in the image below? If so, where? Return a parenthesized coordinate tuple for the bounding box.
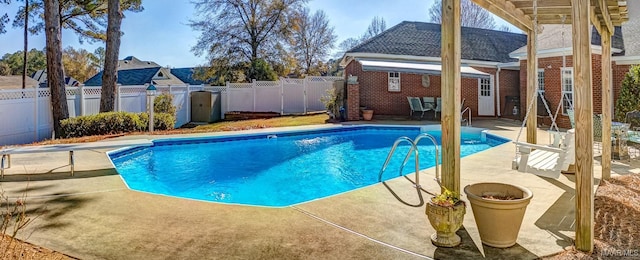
(347, 21, 528, 63)
(171, 68, 207, 85)
(84, 67, 161, 86)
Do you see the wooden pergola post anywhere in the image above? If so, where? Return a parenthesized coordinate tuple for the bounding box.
(601, 29, 612, 180)
(526, 29, 538, 144)
(440, 0, 461, 196)
(572, 0, 594, 252)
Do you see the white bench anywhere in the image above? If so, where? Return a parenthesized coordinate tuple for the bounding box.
(0, 139, 153, 178)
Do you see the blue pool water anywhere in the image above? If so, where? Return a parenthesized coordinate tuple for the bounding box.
(110, 126, 509, 207)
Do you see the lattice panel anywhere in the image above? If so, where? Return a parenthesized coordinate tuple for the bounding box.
(0, 90, 34, 100)
(84, 87, 102, 95)
(280, 78, 304, 85)
(306, 76, 342, 82)
(66, 88, 79, 96)
(255, 81, 279, 87)
(38, 89, 51, 98)
(229, 83, 253, 88)
(205, 87, 226, 92)
(119, 87, 146, 94)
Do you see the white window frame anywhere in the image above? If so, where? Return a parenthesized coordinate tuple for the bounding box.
(537, 69, 545, 96)
(388, 72, 400, 92)
(561, 67, 573, 115)
(479, 77, 491, 97)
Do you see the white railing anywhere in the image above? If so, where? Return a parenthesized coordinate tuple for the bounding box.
(0, 76, 342, 146)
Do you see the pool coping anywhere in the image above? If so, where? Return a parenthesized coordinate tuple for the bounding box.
(0, 119, 614, 259)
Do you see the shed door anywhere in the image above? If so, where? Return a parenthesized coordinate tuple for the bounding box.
(478, 76, 495, 116)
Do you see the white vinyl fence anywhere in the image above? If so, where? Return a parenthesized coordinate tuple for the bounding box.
(0, 76, 341, 146)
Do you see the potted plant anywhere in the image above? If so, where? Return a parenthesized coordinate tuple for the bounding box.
(463, 182, 533, 248)
(362, 109, 374, 121)
(426, 187, 466, 247)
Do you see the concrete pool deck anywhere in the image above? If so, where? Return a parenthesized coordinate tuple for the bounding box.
(1, 119, 638, 259)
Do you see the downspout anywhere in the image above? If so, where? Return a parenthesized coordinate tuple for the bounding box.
(496, 66, 502, 117)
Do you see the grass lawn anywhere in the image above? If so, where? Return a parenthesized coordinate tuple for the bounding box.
(36, 114, 330, 145)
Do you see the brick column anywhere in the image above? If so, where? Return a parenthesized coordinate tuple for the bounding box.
(347, 83, 360, 121)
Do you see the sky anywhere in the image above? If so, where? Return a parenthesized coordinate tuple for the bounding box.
(0, 0, 519, 68)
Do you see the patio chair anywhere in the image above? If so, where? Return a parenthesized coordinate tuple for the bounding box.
(513, 129, 575, 179)
(435, 97, 442, 118)
(423, 97, 436, 118)
(625, 110, 640, 157)
(407, 97, 433, 120)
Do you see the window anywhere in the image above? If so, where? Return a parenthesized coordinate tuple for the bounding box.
(388, 72, 400, 92)
(537, 69, 545, 96)
(561, 68, 573, 115)
(479, 78, 491, 96)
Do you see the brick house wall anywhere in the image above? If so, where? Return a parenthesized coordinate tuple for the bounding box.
(519, 54, 633, 129)
(344, 60, 519, 119)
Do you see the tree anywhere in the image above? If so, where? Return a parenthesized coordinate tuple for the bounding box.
(100, 0, 123, 112)
(0, 49, 47, 75)
(0, 0, 9, 34)
(291, 8, 336, 75)
(246, 59, 277, 81)
(428, 0, 496, 29)
(615, 65, 640, 121)
(0, 62, 9, 75)
(92, 46, 105, 70)
(363, 16, 386, 39)
(337, 16, 387, 54)
(21, 0, 28, 89)
(12, 0, 143, 43)
(190, 0, 308, 82)
(44, 0, 68, 137)
(499, 25, 512, 32)
(62, 47, 99, 82)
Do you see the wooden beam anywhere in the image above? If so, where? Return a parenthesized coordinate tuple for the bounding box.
(590, 6, 604, 35)
(472, 0, 533, 31)
(512, 0, 571, 9)
(440, 0, 461, 196)
(601, 29, 612, 180)
(526, 29, 537, 144)
(572, 0, 595, 253)
(597, 0, 614, 34)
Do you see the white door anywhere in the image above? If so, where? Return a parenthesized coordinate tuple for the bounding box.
(477, 76, 495, 116)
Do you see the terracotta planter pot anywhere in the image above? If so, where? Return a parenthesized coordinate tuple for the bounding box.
(362, 110, 374, 121)
(425, 201, 466, 247)
(464, 183, 533, 248)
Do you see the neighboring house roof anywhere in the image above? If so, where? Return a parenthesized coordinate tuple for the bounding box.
(170, 68, 208, 85)
(118, 56, 160, 70)
(152, 67, 187, 86)
(85, 67, 161, 86)
(346, 21, 528, 63)
(0, 76, 40, 89)
(31, 70, 81, 87)
(621, 0, 640, 56)
(84, 67, 187, 86)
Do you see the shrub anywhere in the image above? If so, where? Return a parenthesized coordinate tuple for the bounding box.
(154, 93, 176, 116)
(138, 112, 176, 131)
(60, 112, 145, 138)
(615, 65, 640, 121)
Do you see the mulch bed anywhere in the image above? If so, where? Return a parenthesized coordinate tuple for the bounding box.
(0, 234, 73, 259)
(546, 174, 640, 259)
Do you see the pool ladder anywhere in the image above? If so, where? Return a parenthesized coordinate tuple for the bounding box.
(377, 133, 440, 207)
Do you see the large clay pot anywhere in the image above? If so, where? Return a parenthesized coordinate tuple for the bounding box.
(362, 109, 374, 121)
(426, 201, 466, 247)
(464, 183, 533, 248)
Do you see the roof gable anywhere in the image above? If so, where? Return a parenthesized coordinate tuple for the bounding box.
(347, 21, 528, 63)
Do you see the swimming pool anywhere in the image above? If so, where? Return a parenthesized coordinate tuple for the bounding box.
(109, 125, 509, 207)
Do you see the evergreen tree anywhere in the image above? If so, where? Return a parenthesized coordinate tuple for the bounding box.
(615, 65, 640, 121)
